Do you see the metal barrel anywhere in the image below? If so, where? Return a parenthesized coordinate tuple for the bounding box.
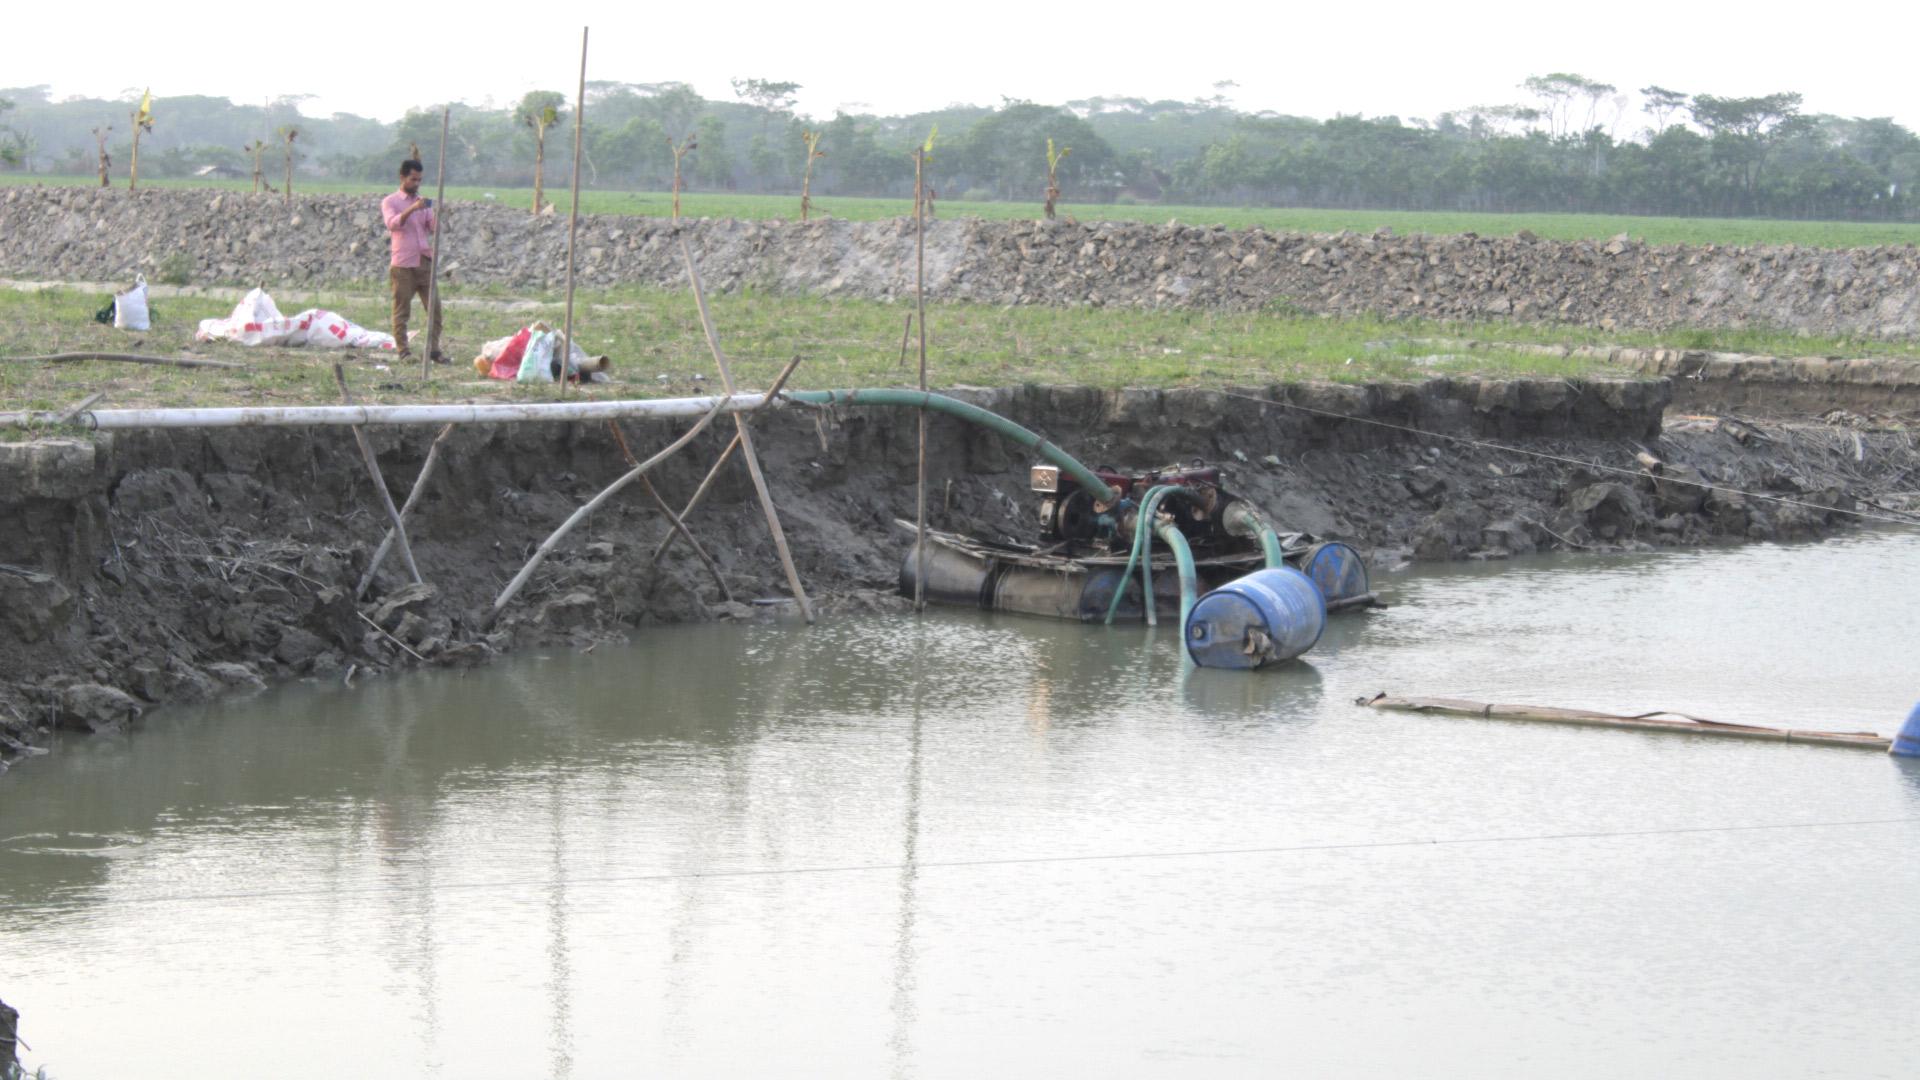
(899, 544, 992, 608)
(901, 547, 1154, 621)
(1183, 566, 1327, 670)
(1893, 702, 1920, 758)
(1293, 541, 1370, 606)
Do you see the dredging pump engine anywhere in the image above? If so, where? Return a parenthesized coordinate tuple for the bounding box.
(900, 458, 1374, 643)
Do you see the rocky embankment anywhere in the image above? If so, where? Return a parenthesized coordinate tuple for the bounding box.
(4, 378, 1913, 770)
(6, 185, 1920, 337)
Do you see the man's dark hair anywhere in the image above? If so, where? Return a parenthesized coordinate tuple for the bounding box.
(399, 158, 423, 177)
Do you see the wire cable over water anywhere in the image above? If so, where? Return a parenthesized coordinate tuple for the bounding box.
(4, 815, 1912, 915)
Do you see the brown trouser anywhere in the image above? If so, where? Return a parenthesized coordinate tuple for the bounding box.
(389, 259, 443, 356)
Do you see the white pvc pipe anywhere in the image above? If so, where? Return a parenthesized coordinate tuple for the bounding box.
(0, 393, 776, 430)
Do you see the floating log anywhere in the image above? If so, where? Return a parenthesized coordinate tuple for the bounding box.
(1357, 693, 1891, 750)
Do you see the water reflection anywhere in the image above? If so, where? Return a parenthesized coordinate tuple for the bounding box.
(886, 626, 928, 1080)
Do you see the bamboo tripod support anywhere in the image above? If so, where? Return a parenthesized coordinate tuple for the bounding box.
(606, 420, 733, 603)
(487, 393, 736, 626)
(356, 422, 454, 598)
(646, 352, 805, 568)
(678, 236, 814, 623)
(332, 364, 422, 586)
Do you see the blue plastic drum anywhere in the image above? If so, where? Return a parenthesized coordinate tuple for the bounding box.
(1183, 567, 1327, 670)
(1298, 541, 1370, 607)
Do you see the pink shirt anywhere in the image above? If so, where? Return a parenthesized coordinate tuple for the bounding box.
(381, 189, 436, 268)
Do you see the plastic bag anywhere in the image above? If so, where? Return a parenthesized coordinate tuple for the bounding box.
(517, 331, 557, 383)
(113, 275, 151, 331)
(194, 288, 396, 350)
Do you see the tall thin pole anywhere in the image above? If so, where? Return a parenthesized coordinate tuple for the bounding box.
(559, 26, 589, 398)
(425, 105, 449, 381)
(913, 147, 929, 612)
(679, 238, 815, 624)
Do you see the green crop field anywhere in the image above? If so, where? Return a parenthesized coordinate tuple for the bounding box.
(5, 280, 1918, 418)
(7, 173, 1920, 249)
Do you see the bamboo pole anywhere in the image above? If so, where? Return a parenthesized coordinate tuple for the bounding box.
(558, 27, 589, 398)
(913, 147, 929, 612)
(647, 431, 738, 564)
(606, 420, 733, 603)
(678, 237, 814, 623)
(487, 393, 735, 626)
(0, 393, 781, 430)
(1356, 693, 1892, 750)
(641, 473, 732, 603)
(332, 364, 423, 586)
(424, 105, 449, 380)
(2, 352, 243, 369)
(356, 422, 454, 598)
(646, 352, 805, 567)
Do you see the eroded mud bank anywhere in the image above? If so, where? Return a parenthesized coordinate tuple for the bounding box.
(3, 377, 1913, 768)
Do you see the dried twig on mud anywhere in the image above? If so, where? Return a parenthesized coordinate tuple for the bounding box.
(357, 610, 427, 662)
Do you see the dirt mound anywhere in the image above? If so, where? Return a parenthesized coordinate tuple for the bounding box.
(6, 185, 1920, 337)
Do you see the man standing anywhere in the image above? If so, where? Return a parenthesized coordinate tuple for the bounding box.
(381, 158, 445, 362)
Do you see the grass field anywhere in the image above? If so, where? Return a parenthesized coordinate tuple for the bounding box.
(5, 281, 1918, 419)
(7, 173, 1920, 249)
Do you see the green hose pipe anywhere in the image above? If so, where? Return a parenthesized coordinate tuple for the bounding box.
(1104, 484, 1172, 625)
(1109, 484, 1200, 627)
(1223, 499, 1287, 568)
(1152, 519, 1199, 632)
(787, 389, 1119, 503)
(1136, 485, 1192, 628)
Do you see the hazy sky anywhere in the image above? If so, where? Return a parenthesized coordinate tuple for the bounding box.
(12, 0, 1915, 134)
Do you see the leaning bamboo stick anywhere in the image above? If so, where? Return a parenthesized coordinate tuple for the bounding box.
(647, 352, 805, 567)
(332, 364, 422, 586)
(3, 352, 244, 369)
(607, 419, 732, 603)
(678, 236, 814, 623)
(356, 422, 454, 598)
(1356, 693, 1891, 750)
(487, 393, 735, 626)
(649, 431, 740, 565)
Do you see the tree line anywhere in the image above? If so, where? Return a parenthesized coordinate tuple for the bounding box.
(3, 75, 1917, 221)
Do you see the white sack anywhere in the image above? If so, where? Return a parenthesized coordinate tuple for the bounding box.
(113, 275, 151, 331)
(195, 288, 396, 350)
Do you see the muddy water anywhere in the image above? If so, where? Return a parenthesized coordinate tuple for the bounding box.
(4, 530, 1919, 1079)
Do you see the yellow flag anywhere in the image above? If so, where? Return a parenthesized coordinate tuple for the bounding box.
(135, 89, 153, 130)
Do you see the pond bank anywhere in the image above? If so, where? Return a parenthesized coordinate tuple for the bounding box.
(2, 376, 1914, 768)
